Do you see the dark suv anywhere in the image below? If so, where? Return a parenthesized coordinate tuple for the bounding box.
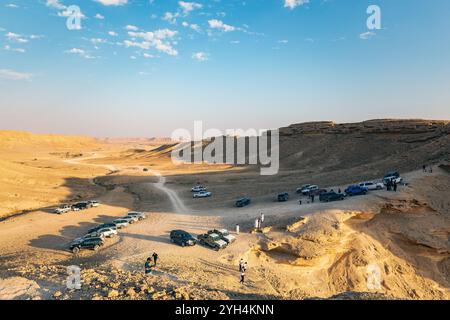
(277, 193, 289, 202)
(235, 198, 251, 207)
(170, 230, 196, 247)
(72, 202, 89, 211)
(70, 237, 104, 254)
(319, 192, 345, 202)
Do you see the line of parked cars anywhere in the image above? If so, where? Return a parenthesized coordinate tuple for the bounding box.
(170, 228, 236, 251)
(54, 200, 100, 214)
(69, 211, 147, 254)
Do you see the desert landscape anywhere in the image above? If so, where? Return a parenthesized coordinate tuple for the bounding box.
(0, 119, 449, 300)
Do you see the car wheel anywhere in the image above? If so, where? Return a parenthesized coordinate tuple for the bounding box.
(181, 242, 186, 247)
(93, 245, 100, 251)
(72, 247, 80, 254)
(170, 238, 174, 243)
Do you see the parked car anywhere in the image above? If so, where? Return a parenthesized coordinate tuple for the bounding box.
(319, 192, 345, 202)
(69, 237, 104, 254)
(235, 198, 251, 207)
(193, 191, 212, 198)
(87, 200, 100, 207)
(208, 229, 236, 244)
(54, 204, 71, 214)
(345, 185, 368, 196)
(383, 171, 402, 184)
(301, 185, 319, 196)
(170, 230, 196, 247)
(191, 185, 207, 193)
(198, 233, 228, 250)
(127, 211, 147, 220)
(94, 227, 118, 238)
(121, 216, 139, 224)
(73, 232, 106, 243)
(296, 184, 312, 194)
(359, 181, 384, 190)
(72, 202, 89, 211)
(112, 219, 129, 229)
(88, 223, 116, 234)
(277, 192, 289, 202)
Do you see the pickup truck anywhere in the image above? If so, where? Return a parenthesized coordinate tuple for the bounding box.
(198, 233, 228, 250)
(208, 229, 236, 244)
(54, 204, 71, 214)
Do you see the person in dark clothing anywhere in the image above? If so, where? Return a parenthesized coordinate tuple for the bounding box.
(152, 252, 158, 266)
(338, 188, 341, 194)
(423, 165, 426, 172)
(311, 195, 315, 203)
(393, 181, 398, 192)
(144, 258, 152, 275)
(386, 180, 391, 191)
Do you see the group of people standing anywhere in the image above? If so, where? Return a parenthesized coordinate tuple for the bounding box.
(144, 252, 159, 275)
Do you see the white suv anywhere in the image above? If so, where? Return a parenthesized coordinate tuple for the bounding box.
(359, 181, 384, 190)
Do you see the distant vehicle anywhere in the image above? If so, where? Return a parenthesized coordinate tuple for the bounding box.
(383, 171, 402, 184)
(359, 181, 384, 190)
(319, 192, 345, 202)
(170, 230, 196, 247)
(88, 223, 116, 234)
(193, 191, 212, 198)
(301, 185, 319, 196)
(127, 211, 147, 220)
(70, 237, 104, 254)
(94, 227, 118, 238)
(112, 219, 130, 229)
(191, 185, 207, 193)
(235, 197, 251, 207)
(72, 202, 89, 211)
(54, 204, 71, 214)
(87, 200, 100, 207)
(345, 185, 368, 196)
(296, 184, 312, 194)
(198, 233, 228, 250)
(277, 192, 289, 202)
(208, 229, 236, 244)
(121, 216, 139, 224)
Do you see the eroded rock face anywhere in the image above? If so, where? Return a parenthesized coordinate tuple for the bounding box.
(280, 119, 450, 136)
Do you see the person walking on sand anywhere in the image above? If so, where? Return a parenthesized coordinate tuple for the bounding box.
(260, 212, 265, 223)
(236, 224, 240, 235)
(393, 180, 398, 192)
(152, 252, 159, 267)
(145, 258, 152, 275)
(239, 261, 247, 284)
(423, 165, 427, 172)
(311, 194, 315, 203)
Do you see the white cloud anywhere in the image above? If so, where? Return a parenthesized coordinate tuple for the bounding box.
(5, 4, 19, 8)
(182, 21, 201, 32)
(4, 45, 26, 53)
(359, 31, 376, 40)
(94, 0, 127, 6)
(0, 69, 32, 81)
(90, 38, 107, 44)
(46, 0, 65, 10)
(192, 52, 208, 61)
(178, 1, 202, 15)
(5, 32, 28, 43)
(108, 31, 118, 36)
(284, 0, 309, 9)
(66, 48, 94, 59)
(163, 12, 177, 24)
(125, 29, 178, 56)
(208, 19, 235, 32)
(95, 13, 105, 20)
(125, 25, 139, 31)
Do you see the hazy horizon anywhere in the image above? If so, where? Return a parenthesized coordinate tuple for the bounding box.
(1, 0, 450, 137)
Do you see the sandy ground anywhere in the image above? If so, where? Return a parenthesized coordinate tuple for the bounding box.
(0, 132, 449, 300)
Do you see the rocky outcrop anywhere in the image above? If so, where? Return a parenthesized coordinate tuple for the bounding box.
(280, 119, 450, 136)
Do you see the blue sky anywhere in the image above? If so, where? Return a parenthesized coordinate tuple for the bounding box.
(0, 0, 449, 137)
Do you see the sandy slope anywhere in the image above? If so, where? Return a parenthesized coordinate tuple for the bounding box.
(0, 125, 449, 300)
